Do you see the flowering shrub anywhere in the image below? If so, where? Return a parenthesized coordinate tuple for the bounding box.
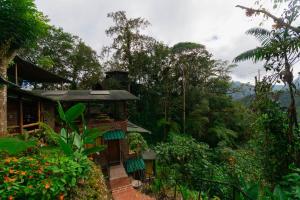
(0, 152, 90, 199)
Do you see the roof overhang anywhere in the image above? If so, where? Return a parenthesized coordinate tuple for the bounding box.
(127, 121, 151, 134)
(8, 56, 71, 83)
(31, 90, 139, 101)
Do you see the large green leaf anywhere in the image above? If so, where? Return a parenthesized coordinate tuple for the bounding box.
(73, 132, 82, 149)
(245, 183, 259, 200)
(57, 137, 74, 156)
(65, 103, 86, 123)
(60, 128, 67, 142)
(57, 101, 66, 122)
(82, 145, 106, 156)
(273, 185, 287, 200)
(83, 128, 104, 144)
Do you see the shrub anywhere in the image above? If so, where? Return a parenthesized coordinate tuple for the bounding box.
(0, 151, 90, 199)
(127, 132, 148, 155)
(69, 163, 110, 200)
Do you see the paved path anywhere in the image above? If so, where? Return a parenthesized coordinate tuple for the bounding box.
(109, 164, 155, 200)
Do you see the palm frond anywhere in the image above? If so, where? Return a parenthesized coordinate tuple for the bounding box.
(233, 48, 262, 63)
(246, 28, 272, 44)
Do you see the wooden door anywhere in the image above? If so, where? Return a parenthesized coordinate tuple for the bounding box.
(107, 140, 120, 164)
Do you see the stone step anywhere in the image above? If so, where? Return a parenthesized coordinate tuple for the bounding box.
(110, 176, 131, 190)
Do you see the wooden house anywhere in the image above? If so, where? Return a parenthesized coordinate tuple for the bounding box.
(6, 56, 69, 134)
(4, 57, 153, 181)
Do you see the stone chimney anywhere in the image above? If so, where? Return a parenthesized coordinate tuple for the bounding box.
(103, 70, 130, 91)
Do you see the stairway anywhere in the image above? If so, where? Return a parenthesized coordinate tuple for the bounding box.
(108, 164, 155, 200)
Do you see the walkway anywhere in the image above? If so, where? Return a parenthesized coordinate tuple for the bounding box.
(109, 164, 155, 200)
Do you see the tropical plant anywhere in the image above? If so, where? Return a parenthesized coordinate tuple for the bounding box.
(41, 102, 106, 157)
(234, 2, 300, 166)
(0, 0, 48, 135)
(127, 132, 148, 155)
(0, 151, 91, 199)
(155, 134, 214, 198)
(281, 166, 300, 199)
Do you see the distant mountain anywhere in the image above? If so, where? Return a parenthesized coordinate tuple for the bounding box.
(231, 79, 300, 117)
(230, 81, 255, 100)
(229, 79, 300, 100)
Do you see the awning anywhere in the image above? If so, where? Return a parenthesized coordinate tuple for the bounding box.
(125, 158, 145, 173)
(103, 130, 125, 140)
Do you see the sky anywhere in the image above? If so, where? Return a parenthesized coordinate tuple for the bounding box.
(34, 0, 286, 83)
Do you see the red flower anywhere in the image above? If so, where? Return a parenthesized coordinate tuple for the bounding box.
(59, 194, 64, 200)
(45, 183, 51, 189)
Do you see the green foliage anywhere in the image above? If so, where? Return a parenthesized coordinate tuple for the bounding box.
(156, 134, 213, 193)
(0, 150, 91, 199)
(0, 137, 37, 156)
(0, 0, 48, 54)
(42, 102, 106, 157)
(69, 163, 109, 200)
(103, 10, 151, 72)
(251, 98, 291, 184)
(281, 166, 300, 199)
(127, 132, 148, 155)
(21, 26, 103, 89)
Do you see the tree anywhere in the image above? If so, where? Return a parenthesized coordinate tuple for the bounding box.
(155, 134, 213, 198)
(171, 42, 214, 134)
(69, 40, 103, 89)
(234, 23, 300, 158)
(0, 0, 48, 134)
(236, 0, 300, 34)
(21, 26, 103, 89)
(103, 11, 153, 76)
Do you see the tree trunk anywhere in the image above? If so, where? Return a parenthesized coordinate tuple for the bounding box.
(284, 54, 298, 146)
(182, 65, 186, 134)
(0, 51, 16, 136)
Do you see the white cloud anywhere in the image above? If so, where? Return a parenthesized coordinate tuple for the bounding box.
(34, 0, 298, 83)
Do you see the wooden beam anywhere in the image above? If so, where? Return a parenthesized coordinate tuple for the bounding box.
(37, 101, 41, 122)
(19, 98, 23, 134)
(15, 63, 18, 85)
(23, 122, 39, 128)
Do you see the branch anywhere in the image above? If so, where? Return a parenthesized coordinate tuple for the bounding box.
(236, 5, 300, 34)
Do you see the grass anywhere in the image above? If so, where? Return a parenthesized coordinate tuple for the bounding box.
(0, 137, 37, 155)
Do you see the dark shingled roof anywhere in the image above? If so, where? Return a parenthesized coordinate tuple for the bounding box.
(8, 87, 54, 101)
(127, 121, 151, 134)
(0, 75, 19, 88)
(8, 56, 71, 83)
(32, 90, 138, 101)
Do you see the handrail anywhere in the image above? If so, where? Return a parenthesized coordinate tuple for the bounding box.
(23, 122, 39, 128)
(8, 125, 20, 129)
(194, 178, 254, 200)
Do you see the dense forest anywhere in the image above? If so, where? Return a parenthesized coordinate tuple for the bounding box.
(1, 0, 300, 199)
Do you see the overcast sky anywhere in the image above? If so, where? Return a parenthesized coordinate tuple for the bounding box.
(35, 0, 287, 83)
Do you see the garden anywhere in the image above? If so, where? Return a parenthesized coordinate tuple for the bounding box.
(0, 103, 110, 200)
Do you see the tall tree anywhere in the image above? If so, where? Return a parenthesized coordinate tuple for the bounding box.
(103, 11, 153, 77)
(234, 1, 300, 158)
(21, 26, 103, 89)
(171, 42, 214, 134)
(69, 40, 103, 89)
(22, 26, 76, 76)
(0, 0, 48, 134)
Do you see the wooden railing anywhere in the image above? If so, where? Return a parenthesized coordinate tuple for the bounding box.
(8, 122, 41, 135)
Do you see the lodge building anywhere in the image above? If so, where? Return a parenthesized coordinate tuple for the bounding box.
(3, 56, 156, 183)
